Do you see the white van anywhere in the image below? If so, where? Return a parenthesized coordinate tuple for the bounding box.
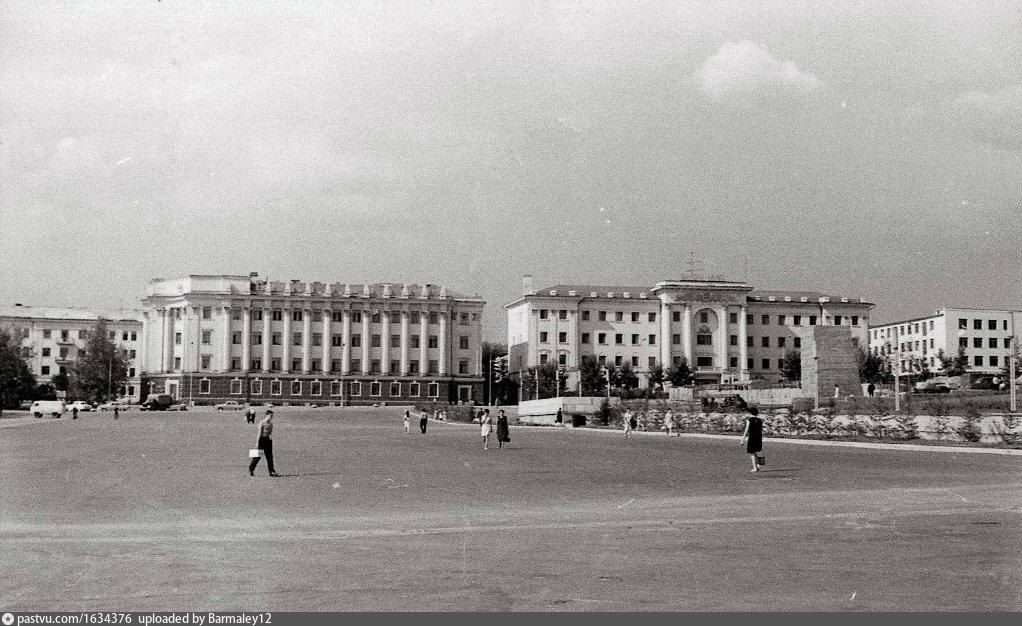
(30, 400, 66, 418)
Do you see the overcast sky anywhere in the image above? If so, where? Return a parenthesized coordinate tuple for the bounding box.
(2, 0, 1020, 341)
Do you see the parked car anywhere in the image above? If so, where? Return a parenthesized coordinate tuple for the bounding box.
(19, 400, 33, 410)
(97, 399, 131, 411)
(30, 400, 66, 418)
(913, 380, 951, 394)
(140, 394, 188, 411)
(214, 400, 244, 411)
(68, 401, 94, 412)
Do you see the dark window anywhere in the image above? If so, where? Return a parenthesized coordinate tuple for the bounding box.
(672, 311, 681, 322)
(696, 334, 712, 345)
(697, 356, 713, 367)
(730, 335, 738, 346)
(582, 310, 590, 321)
(730, 312, 738, 324)
(989, 320, 997, 330)
(761, 337, 770, 347)
(581, 333, 590, 344)
(762, 358, 770, 369)
(761, 315, 769, 325)
(558, 332, 567, 343)
(778, 337, 786, 348)
(648, 334, 656, 345)
(794, 338, 801, 348)
(350, 334, 361, 347)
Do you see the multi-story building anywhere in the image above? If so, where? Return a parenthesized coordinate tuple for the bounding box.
(0, 305, 144, 400)
(506, 277, 872, 387)
(869, 308, 1021, 376)
(139, 274, 485, 405)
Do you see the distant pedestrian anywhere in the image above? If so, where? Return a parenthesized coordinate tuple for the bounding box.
(113, 406, 119, 420)
(663, 409, 674, 436)
(246, 406, 256, 424)
(419, 410, 428, 434)
(72, 406, 78, 420)
(833, 384, 841, 399)
(740, 407, 764, 473)
(249, 409, 279, 477)
(867, 383, 876, 397)
(623, 409, 634, 439)
(480, 409, 492, 450)
(496, 410, 510, 449)
(403, 411, 411, 434)
(555, 408, 563, 424)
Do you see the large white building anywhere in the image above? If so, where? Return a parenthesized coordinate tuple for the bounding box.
(868, 308, 1021, 376)
(0, 305, 144, 400)
(506, 277, 873, 387)
(139, 274, 486, 405)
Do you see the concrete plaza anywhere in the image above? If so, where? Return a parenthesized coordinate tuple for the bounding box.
(2, 408, 1020, 611)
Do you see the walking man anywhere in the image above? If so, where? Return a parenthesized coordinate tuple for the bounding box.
(420, 410, 428, 434)
(249, 409, 279, 477)
(663, 409, 674, 436)
(246, 406, 257, 424)
(113, 405, 119, 420)
(72, 406, 78, 421)
(623, 409, 633, 439)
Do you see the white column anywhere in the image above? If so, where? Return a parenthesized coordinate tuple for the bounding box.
(321, 310, 331, 374)
(282, 310, 292, 373)
(261, 308, 271, 373)
(439, 311, 448, 376)
(163, 308, 173, 372)
(341, 311, 352, 374)
(242, 308, 252, 372)
(718, 306, 728, 375)
(381, 310, 391, 374)
(738, 305, 749, 380)
(400, 311, 410, 374)
(419, 310, 428, 376)
(139, 313, 149, 374)
(683, 304, 693, 367)
(182, 307, 195, 372)
(221, 306, 232, 371)
(361, 311, 370, 374)
(301, 308, 312, 374)
(659, 303, 671, 366)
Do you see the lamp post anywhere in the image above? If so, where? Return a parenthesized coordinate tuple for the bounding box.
(1010, 334, 1017, 413)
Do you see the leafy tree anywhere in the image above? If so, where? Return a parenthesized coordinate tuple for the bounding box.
(936, 349, 952, 373)
(71, 319, 129, 403)
(482, 343, 510, 404)
(667, 358, 693, 387)
(781, 349, 801, 382)
(617, 363, 639, 390)
(857, 346, 888, 383)
(0, 329, 36, 414)
(578, 355, 607, 396)
(51, 371, 70, 393)
(647, 362, 666, 395)
(945, 345, 969, 377)
(33, 383, 57, 401)
(526, 364, 568, 400)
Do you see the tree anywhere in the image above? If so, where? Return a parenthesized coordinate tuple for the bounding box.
(945, 344, 969, 377)
(482, 342, 509, 405)
(617, 363, 639, 391)
(526, 363, 568, 400)
(936, 349, 953, 373)
(667, 358, 693, 387)
(647, 362, 666, 395)
(857, 347, 888, 383)
(72, 319, 129, 403)
(0, 329, 36, 415)
(578, 355, 606, 396)
(781, 350, 801, 382)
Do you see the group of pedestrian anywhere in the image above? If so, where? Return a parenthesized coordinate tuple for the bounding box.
(402, 409, 431, 434)
(477, 408, 510, 450)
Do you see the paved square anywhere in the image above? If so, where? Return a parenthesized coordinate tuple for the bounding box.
(2, 408, 1021, 611)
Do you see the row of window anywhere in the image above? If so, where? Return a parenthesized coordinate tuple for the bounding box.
(898, 355, 1004, 370)
(39, 365, 137, 377)
(199, 378, 443, 398)
(184, 331, 470, 350)
(28, 329, 138, 342)
(217, 308, 476, 325)
(539, 309, 862, 327)
(874, 317, 1011, 340)
(534, 351, 792, 372)
(36, 347, 138, 359)
(877, 337, 1012, 354)
(175, 356, 474, 375)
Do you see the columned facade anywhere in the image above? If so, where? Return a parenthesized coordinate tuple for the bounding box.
(140, 275, 485, 405)
(506, 279, 873, 388)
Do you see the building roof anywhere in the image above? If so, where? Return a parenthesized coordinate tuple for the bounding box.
(0, 305, 143, 323)
(512, 284, 872, 305)
(747, 290, 873, 305)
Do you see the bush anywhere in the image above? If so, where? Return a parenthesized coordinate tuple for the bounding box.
(889, 414, 919, 440)
(932, 415, 951, 440)
(956, 416, 983, 443)
(992, 413, 1021, 446)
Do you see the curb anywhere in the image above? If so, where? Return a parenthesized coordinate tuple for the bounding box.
(445, 420, 1022, 456)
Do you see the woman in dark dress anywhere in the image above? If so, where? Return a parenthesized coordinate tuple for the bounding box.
(495, 410, 511, 449)
(740, 407, 764, 473)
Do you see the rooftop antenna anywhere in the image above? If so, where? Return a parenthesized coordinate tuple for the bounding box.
(685, 252, 705, 279)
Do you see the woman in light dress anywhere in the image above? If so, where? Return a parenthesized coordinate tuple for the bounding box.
(479, 408, 493, 450)
(663, 409, 674, 436)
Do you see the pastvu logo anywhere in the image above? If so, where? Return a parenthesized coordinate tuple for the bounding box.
(2, 612, 14, 625)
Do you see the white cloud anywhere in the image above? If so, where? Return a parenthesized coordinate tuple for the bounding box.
(694, 40, 822, 101)
(952, 85, 1022, 150)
